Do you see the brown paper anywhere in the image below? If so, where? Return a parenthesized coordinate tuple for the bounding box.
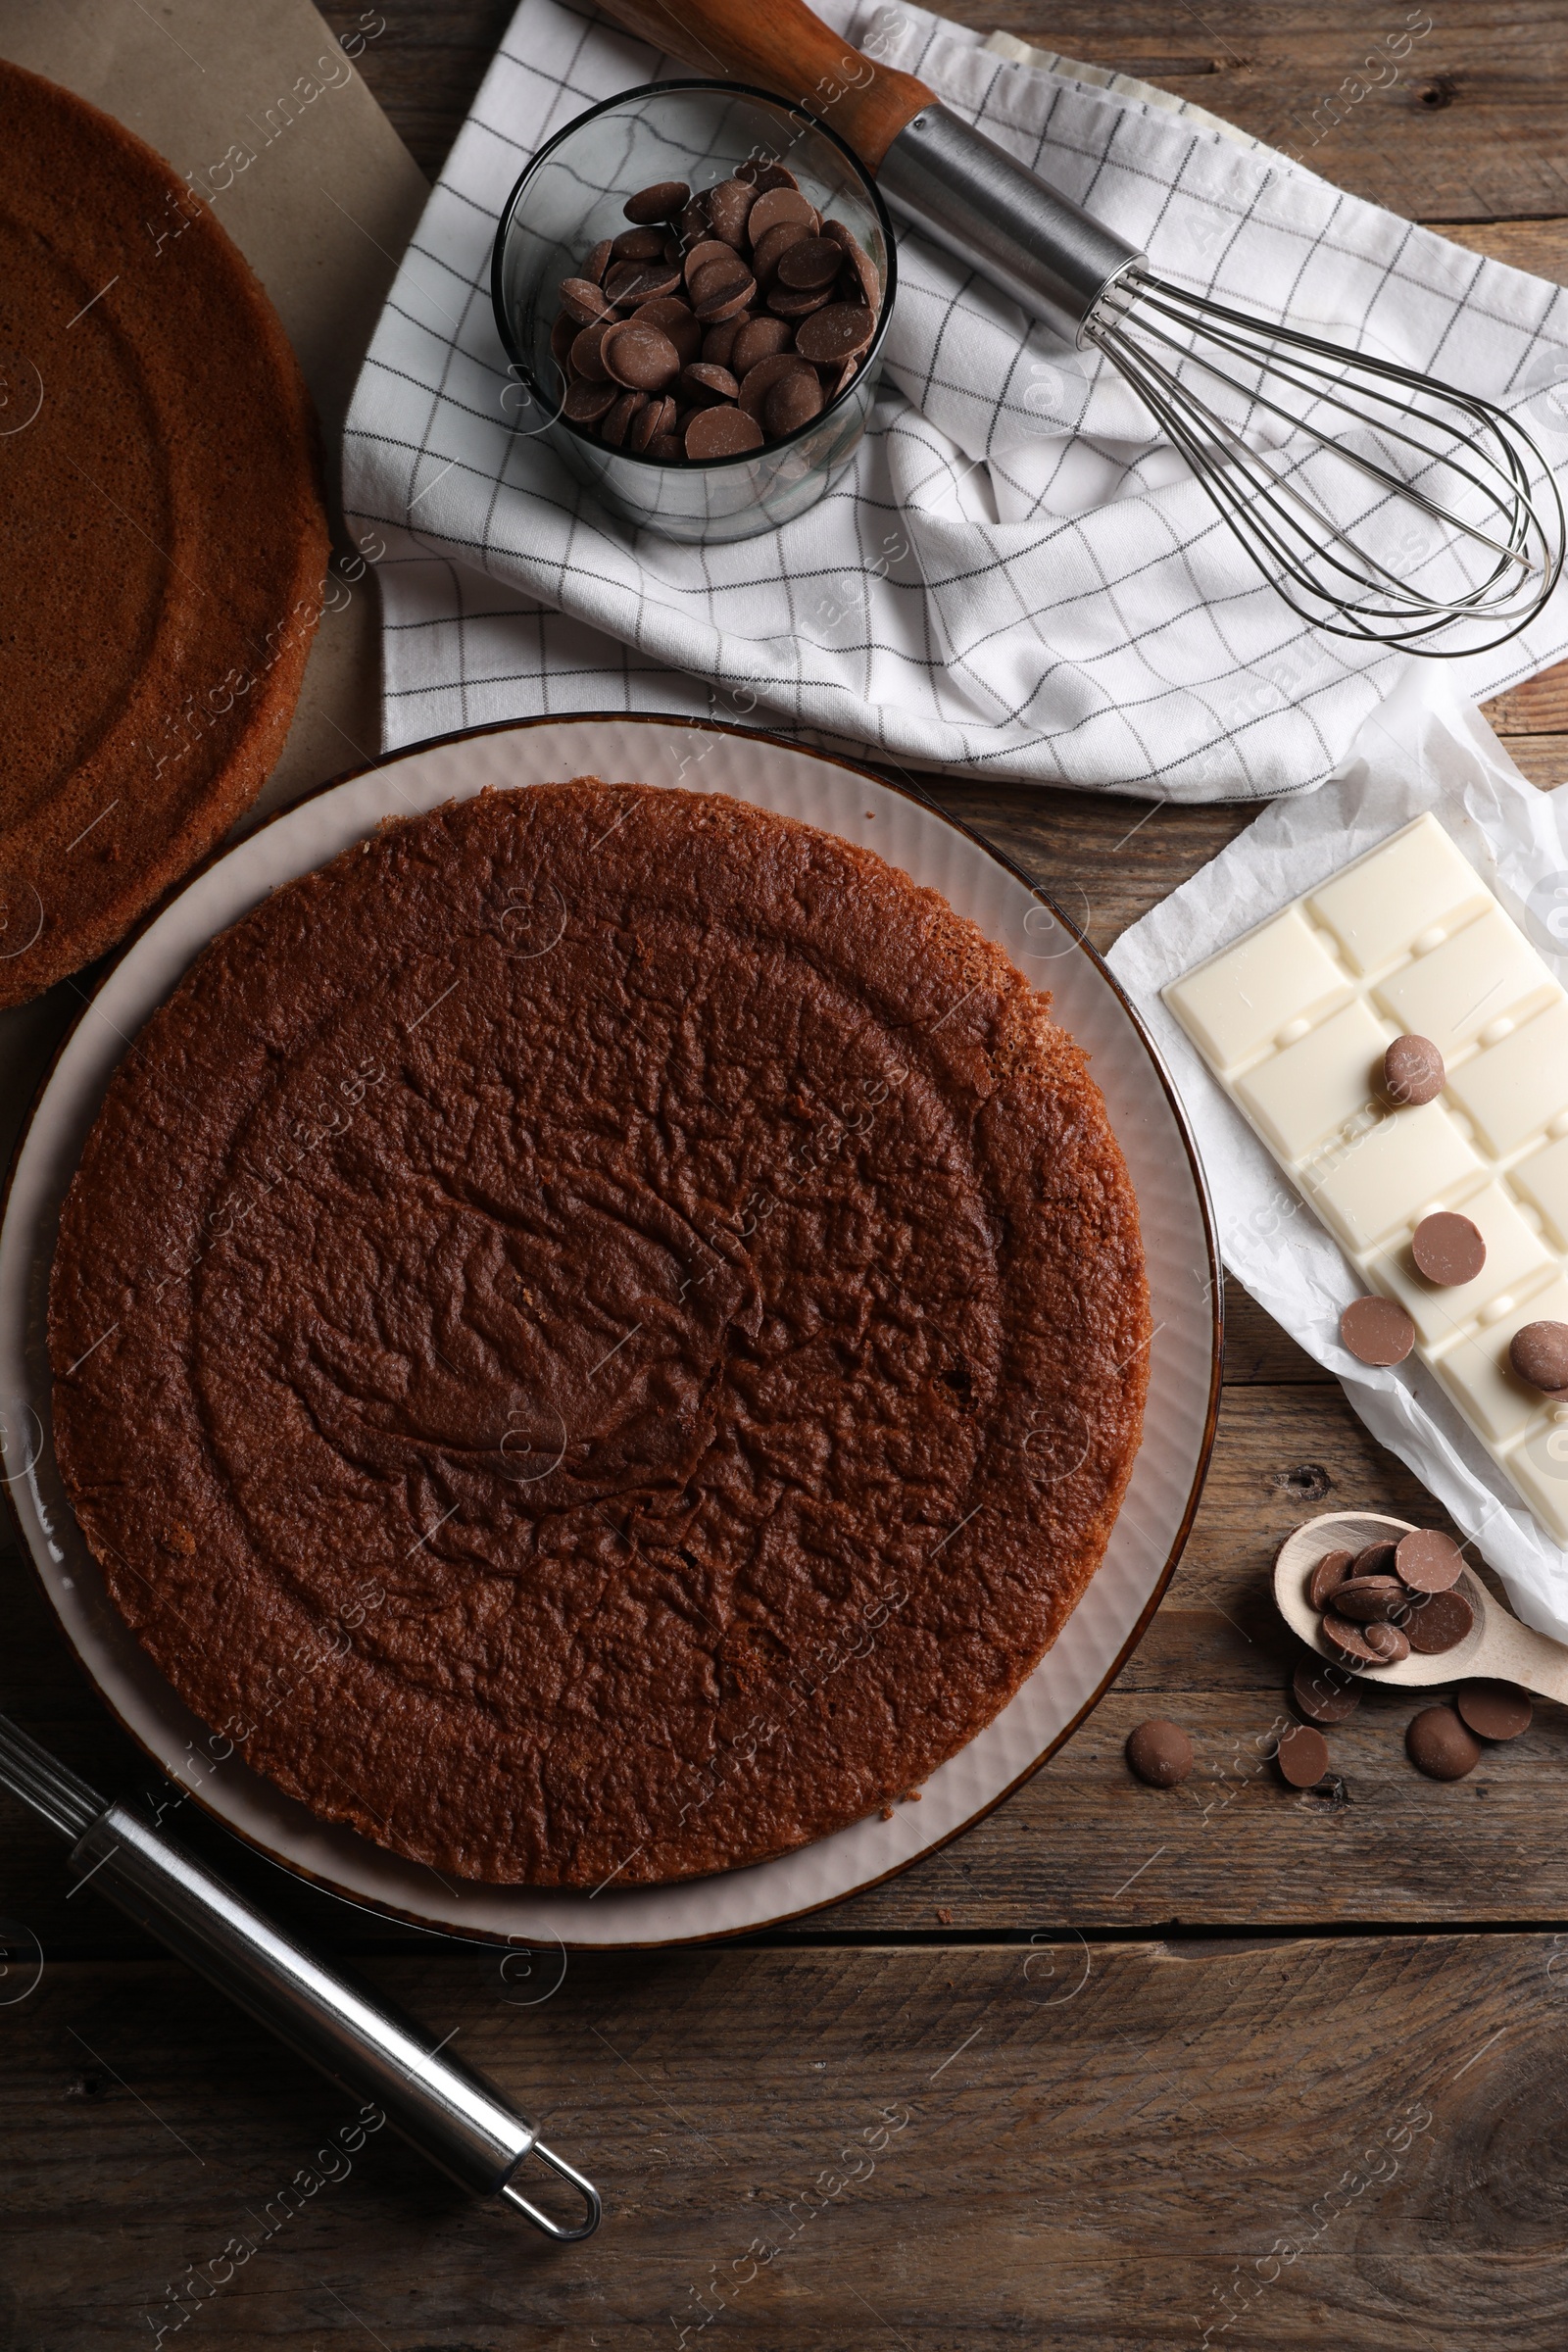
(0, 0, 430, 1154)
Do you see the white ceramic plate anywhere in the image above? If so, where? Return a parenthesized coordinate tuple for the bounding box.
(0, 717, 1220, 1946)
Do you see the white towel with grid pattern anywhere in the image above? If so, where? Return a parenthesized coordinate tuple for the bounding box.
(341, 0, 1568, 799)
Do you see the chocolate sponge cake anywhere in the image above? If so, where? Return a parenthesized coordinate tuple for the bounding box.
(50, 782, 1150, 1886)
(0, 62, 327, 1006)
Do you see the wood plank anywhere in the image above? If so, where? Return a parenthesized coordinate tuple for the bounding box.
(0, 1935, 1563, 2346)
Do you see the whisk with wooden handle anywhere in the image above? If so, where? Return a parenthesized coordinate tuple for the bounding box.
(595, 0, 1563, 653)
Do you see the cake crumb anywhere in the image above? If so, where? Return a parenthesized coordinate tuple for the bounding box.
(935, 1907, 954, 1925)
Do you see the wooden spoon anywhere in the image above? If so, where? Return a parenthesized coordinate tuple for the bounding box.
(1274, 1508, 1568, 1701)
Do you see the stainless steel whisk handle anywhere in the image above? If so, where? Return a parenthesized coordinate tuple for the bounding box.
(71, 1800, 601, 2240)
(877, 103, 1143, 344)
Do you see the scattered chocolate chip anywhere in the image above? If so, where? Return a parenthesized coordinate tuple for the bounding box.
(1394, 1528, 1463, 1593)
(1332, 1574, 1410, 1623)
(559, 275, 610, 327)
(1306, 1546, 1355, 1611)
(612, 225, 666, 263)
(1403, 1586, 1475, 1654)
(1340, 1295, 1416, 1367)
(795, 302, 876, 365)
(764, 367, 824, 436)
(747, 185, 817, 240)
(1276, 1722, 1330, 1788)
(1510, 1319, 1568, 1396)
(1351, 1540, 1399, 1578)
(1406, 1705, 1481, 1781)
(1455, 1679, 1532, 1740)
(1321, 1611, 1383, 1663)
(683, 405, 764, 459)
(1361, 1619, 1410, 1663)
(1125, 1718, 1193, 1787)
(1292, 1656, 1362, 1724)
(1411, 1210, 1486, 1288)
(624, 178, 690, 224)
(1384, 1033, 1445, 1105)
(706, 177, 756, 247)
(601, 318, 681, 393)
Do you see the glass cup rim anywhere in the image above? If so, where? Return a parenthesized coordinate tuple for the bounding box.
(489, 75, 899, 473)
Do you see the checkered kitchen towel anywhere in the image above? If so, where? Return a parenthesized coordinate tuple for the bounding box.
(342, 0, 1568, 800)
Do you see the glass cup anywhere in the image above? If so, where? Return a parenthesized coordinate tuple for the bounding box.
(490, 79, 897, 546)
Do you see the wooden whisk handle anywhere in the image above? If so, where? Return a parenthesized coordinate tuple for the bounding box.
(589, 0, 935, 169)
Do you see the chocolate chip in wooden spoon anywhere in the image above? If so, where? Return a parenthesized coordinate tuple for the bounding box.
(1125, 1719, 1193, 1787)
(1351, 1540, 1398, 1578)
(1403, 1587, 1475, 1654)
(1332, 1575, 1409, 1623)
(1292, 1656, 1361, 1725)
(624, 178, 690, 223)
(1276, 1722, 1330, 1788)
(1411, 1210, 1486, 1287)
(1406, 1705, 1480, 1780)
(1321, 1611, 1383, 1664)
(684, 405, 763, 459)
(1455, 1679, 1532, 1740)
(1383, 1033, 1445, 1105)
(1306, 1546, 1355, 1610)
(1340, 1295, 1416, 1367)
(1394, 1528, 1463, 1592)
(795, 302, 875, 364)
(1361, 1620, 1410, 1663)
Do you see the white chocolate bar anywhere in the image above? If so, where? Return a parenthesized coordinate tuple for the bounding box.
(1164, 813, 1568, 1544)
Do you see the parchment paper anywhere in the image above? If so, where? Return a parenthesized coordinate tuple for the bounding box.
(1109, 669, 1568, 1644)
(0, 0, 427, 1160)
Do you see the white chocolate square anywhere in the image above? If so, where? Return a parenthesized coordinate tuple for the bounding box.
(1502, 1419, 1568, 1544)
(1446, 996, 1568, 1159)
(1305, 814, 1491, 976)
(1432, 1274, 1568, 1446)
(1369, 1181, 1553, 1350)
(1514, 1137, 1568, 1250)
(1373, 906, 1554, 1055)
(1235, 998, 1390, 1162)
(1304, 1100, 1484, 1252)
(1163, 906, 1351, 1074)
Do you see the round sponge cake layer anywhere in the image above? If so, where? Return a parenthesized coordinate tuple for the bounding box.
(50, 782, 1150, 1886)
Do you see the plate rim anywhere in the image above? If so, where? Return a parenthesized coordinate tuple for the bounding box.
(1, 710, 1223, 1945)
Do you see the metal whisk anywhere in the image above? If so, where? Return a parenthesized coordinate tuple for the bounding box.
(592, 0, 1565, 654)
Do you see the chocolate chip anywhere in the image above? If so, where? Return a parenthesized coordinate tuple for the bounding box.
(1455, 1678, 1532, 1740)
(749, 162, 801, 193)
(747, 185, 817, 240)
(559, 275, 610, 327)
(750, 219, 812, 291)
(700, 314, 751, 368)
(794, 302, 876, 364)
(612, 226, 667, 263)
(1125, 1718, 1193, 1787)
(1384, 1033, 1445, 1105)
(1351, 1540, 1399, 1577)
(633, 297, 701, 368)
(692, 270, 756, 325)
(551, 311, 577, 369)
(1321, 1611, 1383, 1663)
(1510, 1319, 1568, 1396)
(1411, 1210, 1486, 1288)
(777, 236, 843, 290)
(684, 239, 737, 290)
(1306, 1546, 1355, 1610)
(1362, 1619, 1410, 1663)
(569, 319, 613, 381)
(601, 319, 682, 393)
(767, 281, 834, 319)
(599, 388, 646, 447)
(827, 355, 860, 396)
(764, 368, 824, 436)
(1276, 1722, 1330, 1788)
(676, 195, 711, 245)
(683, 405, 763, 460)
(1403, 1587, 1475, 1654)
(706, 177, 756, 247)
(1394, 1528, 1463, 1592)
(732, 316, 796, 374)
(628, 394, 676, 454)
(1406, 1705, 1481, 1781)
(737, 353, 814, 420)
(562, 377, 615, 423)
(1293, 1656, 1362, 1724)
(624, 179, 690, 224)
(1332, 1574, 1410, 1623)
(583, 238, 613, 285)
(648, 431, 684, 463)
(604, 258, 681, 308)
(681, 362, 740, 404)
(1340, 1295, 1416, 1367)
(822, 217, 880, 308)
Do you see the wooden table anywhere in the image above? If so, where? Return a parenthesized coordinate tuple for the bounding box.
(7, 6, 1568, 2343)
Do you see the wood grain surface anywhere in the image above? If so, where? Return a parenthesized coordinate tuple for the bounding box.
(6, 5, 1568, 2344)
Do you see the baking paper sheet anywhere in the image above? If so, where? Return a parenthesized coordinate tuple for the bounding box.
(1109, 669, 1568, 1642)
